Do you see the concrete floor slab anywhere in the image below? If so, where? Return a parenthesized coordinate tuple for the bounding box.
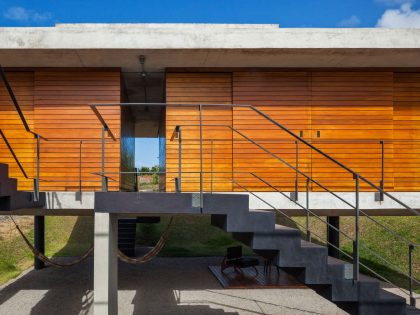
(0, 257, 351, 315)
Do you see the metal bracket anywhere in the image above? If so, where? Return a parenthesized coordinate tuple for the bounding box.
(374, 192, 384, 202)
(192, 193, 201, 208)
(290, 192, 298, 201)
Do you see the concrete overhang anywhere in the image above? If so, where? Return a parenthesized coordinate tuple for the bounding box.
(0, 23, 420, 71)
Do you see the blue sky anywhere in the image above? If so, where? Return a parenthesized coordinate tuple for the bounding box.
(1, 0, 419, 167)
(0, 0, 420, 28)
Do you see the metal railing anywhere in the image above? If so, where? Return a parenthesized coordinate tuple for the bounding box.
(89, 103, 419, 302)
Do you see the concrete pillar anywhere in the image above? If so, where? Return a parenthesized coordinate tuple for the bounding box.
(327, 216, 340, 258)
(94, 212, 118, 315)
(34, 215, 45, 270)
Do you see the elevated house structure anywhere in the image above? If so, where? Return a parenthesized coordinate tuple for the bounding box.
(0, 24, 419, 314)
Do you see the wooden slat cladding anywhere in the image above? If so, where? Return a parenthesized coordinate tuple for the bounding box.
(34, 71, 121, 191)
(166, 73, 233, 191)
(393, 73, 420, 191)
(0, 72, 35, 190)
(310, 72, 394, 191)
(232, 72, 311, 191)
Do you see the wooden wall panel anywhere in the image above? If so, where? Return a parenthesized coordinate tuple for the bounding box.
(166, 73, 233, 192)
(393, 73, 420, 191)
(310, 72, 394, 191)
(232, 72, 311, 191)
(34, 71, 121, 191)
(0, 72, 35, 190)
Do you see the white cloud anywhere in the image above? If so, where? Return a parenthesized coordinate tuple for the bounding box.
(376, 3, 420, 28)
(338, 15, 361, 27)
(4, 6, 52, 23)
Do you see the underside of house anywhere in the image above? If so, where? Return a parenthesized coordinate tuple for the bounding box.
(0, 24, 419, 314)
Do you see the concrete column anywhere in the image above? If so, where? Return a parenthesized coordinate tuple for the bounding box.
(94, 212, 118, 315)
(327, 216, 340, 258)
(34, 215, 45, 270)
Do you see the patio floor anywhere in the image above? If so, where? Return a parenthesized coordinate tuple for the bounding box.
(0, 257, 351, 315)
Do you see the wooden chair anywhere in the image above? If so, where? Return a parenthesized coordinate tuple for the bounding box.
(221, 246, 259, 276)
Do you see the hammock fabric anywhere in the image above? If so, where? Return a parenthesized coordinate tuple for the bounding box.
(117, 216, 173, 264)
(9, 215, 173, 267)
(9, 215, 93, 268)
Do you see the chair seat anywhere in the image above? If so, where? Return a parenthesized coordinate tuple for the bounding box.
(237, 257, 259, 268)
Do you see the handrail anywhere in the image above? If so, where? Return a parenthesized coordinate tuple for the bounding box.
(89, 105, 117, 141)
(0, 129, 29, 179)
(91, 102, 417, 213)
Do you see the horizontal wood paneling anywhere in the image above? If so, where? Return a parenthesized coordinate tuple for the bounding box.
(232, 72, 311, 191)
(310, 72, 394, 191)
(166, 73, 233, 191)
(0, 72, 34, 190)
(34, 71, 121, 191)
(393, 73, 420, 191)
(166, 70, 419, 193)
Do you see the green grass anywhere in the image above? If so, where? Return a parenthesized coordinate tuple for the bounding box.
(136, 215, 254, 257)
(0, 216, 93, 285)
(286, 215, 420, 292)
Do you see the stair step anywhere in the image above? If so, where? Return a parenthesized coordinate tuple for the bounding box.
(0, 178, 17, 196)
(0, 164, 9, 180)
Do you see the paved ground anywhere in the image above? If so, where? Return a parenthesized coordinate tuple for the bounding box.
(0, 257, 349, 315)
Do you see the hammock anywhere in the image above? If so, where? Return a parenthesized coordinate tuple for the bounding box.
(117, 216, 173, 264)
(9, 215, 173, 267)
(9, 215, 93, 268)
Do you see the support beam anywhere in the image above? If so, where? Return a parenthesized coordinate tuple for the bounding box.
(327, 216, 340, 259)
(94, 212, 118, 315)
(34, 215, 45, 270)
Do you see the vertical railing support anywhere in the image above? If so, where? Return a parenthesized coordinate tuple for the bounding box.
(79, 140, 82, 195)
(177, 126, 182, 193)
(101, 126, 107, 192)
(291, 140, 299, 201)
(375, 140, 385, 201)
(305, 177, 310, 242)
(409, 244, 415, 307)
(199, 104, 203, 212)
(34, 134, 40, 202)
(211, 140, 213, 194)
(353, 173, 360, 281)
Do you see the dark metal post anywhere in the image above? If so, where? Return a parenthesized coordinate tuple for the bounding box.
(295, 140, 299, 200)
(79, 140, 82, 194)
(305, 177, 311, 241)
(34, 216, 45, 270)
(174, 177, 180, 193)
(353, 174, 360, 281)
(327, 216, 340, 258)
(211, 140, 213, 194)
(375, 140, 385, 201)
(178, 126, 182, 192)
(199, 104, 203, 212)
(409, 244, 415, 307)
(101, 127, 106, 191)
(34, 134, 40, 202)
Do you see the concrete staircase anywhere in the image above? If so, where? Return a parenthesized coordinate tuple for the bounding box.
(208, 194, 407, 315)
(0, 163, 45, 211)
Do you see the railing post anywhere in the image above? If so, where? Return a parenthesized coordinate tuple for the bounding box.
(291, 140, 299, 201)
(79, 140, 82, 195)
(177, 126, 182, 193)
(353, 173, 360, 281)
(305, 177, 311, 241)
(375, 140, 385, 201)
(409, 244, 415, 307)
(34, 134, 40, 202)
(199, 104, 203, 212)
(101, 126, 107, 192)
(211, 140, 213, 194)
